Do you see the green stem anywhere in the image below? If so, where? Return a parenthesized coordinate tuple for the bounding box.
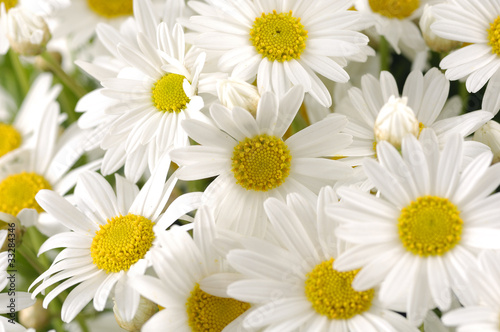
(76, 314, 90, 332)
(17, 245, 45, 275)
(41, 52, 87, 99)
(8, 50, 30, 96)
(58, 86, 79, 124)
(25, 227, 51, 269)
(379, 36, 391, 72)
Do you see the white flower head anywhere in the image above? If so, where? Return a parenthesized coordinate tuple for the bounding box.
(419, 4, 460, 53)
(171, 86, 354, 236)
(330, 129, 500, 325)
(189, 0, 371, 107)
(29, 158, 202, 323)
(216, 78, 260, 115)
(374, 95, 419, 149)
(227, 189, 419, 331)
(5, 6, 50, 56)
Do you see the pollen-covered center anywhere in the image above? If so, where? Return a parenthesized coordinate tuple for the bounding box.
(305, 258, 374, 320)
(0, 124, 21, 158)
(368, 0, 420, 19)
(488, 16, 500, 56)
(0, 0, 17, 11)
(91, 214, 155, 273)
(231, 134, 292, 191)
(186, 283, 250, 332)
(250, 10, 308, 62)
(86, 0, 133, 18)
(399, 196, 462, 256)
(0, 172, 51, 216)
(152, 73, 190, 113)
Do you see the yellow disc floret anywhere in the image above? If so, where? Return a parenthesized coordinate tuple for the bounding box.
(305, 258, 374, 320)
(0, 172, 51, 216)
(488, 16, 500, 56)
(231, 134, 292, 191)
(0, 124, 21, 158)
(186, 283, 250, 332)
(250, 10, 308, 62)
(368, 0, 420, 19)
(152, 73, 190, 113)
(0, 0, 17, 11)
(86, 0, 133, 18)
(90, 214, 155, 273)
(398, 196, 463, 256)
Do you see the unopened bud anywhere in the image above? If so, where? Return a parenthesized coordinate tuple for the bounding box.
(114, 296, 158, 332)
(473, 120, 500, 164)
(374, 96, 419, 149)
(217, 78, 260, 116)
(18, 298, 50, 330)
(0, 212, 24, 251)
(421, 4, 461, 53)
(6, 7, 51, 56)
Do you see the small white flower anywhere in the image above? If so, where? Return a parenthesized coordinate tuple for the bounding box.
(419, 4, 460, 53)
(330, 130, 500, 325)
(4, 6, 50, 56)
(373, 95, 419, 149)
(474, 120, 500, 164)
(217, 78, 260, 116)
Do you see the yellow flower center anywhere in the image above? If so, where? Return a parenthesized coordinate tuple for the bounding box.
(250, 10, 308, 62)
(305, 258, 374, 320)
(0, 0, 17, 11)
(90, 214, 155, 273)
(368, 0, 420, 19)
(0, 172, 51, 216)
(0, 124, 21, 158)
(186, 283, 250, 332)
(231, 134, 292, 191)
(418, 122, 425, 135)
(488, 16, 500, 56)
(398, 196, 463, 256)
(152, 74, 191, 113)
(86, 0, 133, 18)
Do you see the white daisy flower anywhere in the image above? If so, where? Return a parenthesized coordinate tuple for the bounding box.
(77, 0, 217, 182)
(0, 101, 100, 236)
(29, 159, 202, 323)
(474, 120, 500, 164)
(354, 0, 430, 54)
(226, 188, 418, 331)
(0, 73, 61, 163)
(51, 0, 173, 50)
(431, 0, 500, 114)
(188, 0, 371, 107)
(336, 68, 492, 166)
(441, 250, 500, 332)
(131, 206, 252, 332)
(170, 86, 353, 236)
(329, 130, 500, 325)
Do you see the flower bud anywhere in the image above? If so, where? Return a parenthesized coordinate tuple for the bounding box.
(18, 298, 50, 330)
(420, 4, 461, 53)
(6, 7, 51, 56)
(473, 120, 500, 164)
(217, 78, 260, 116)
(374, 96, 419, 149)
(0, 212, 24, 251)
(114, 296, 158, 332)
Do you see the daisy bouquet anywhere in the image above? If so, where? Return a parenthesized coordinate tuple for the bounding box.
(1, 0, 500, 331)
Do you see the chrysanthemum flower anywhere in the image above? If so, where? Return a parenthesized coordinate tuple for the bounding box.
(226, 189, 418, 331)
(170, 87, 353, 236)
(330, 130, 500, 325)
(442, 250, 500, 331)
(336, 68, 492, 166)
(188, 0, 371, 107)
(77, 0, 218, 182)
(0, 101, 99, 236)
(432, 0, 500, 114)
(131, 206, 251, 332)
(354, 0, 429, 54)
(30, 160, 202, 323)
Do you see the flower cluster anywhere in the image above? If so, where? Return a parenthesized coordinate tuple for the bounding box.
(0, 0, 500, 331)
